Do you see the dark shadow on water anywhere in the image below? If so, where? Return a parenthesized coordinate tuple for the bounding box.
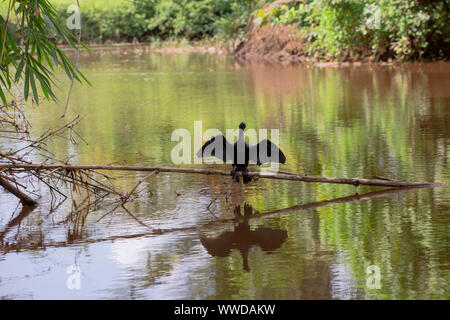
(201, 203, 288, 271)
(0, 204, 39, 252)
(0, 204, 37, 241)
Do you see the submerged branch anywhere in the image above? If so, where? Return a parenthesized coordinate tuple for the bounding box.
(0, 174, 37, 205)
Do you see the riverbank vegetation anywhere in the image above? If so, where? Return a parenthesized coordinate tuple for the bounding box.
(51, 0, 271, 43)
(252, 0, 449, 61)
(1, 0, 448, 61)
(49, 0, 450, 61)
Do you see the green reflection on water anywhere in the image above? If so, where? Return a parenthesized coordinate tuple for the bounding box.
(1, 50, 449, 299)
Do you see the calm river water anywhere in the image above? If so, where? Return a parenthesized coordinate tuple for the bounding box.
(0, 49, 449, 299)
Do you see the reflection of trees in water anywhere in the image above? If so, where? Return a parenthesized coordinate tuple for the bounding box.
(1, 183, 448, 299)
(244, 63, 449, 182)
(141, 251, 177, 288)
(201, 185, 449, 299)
(1, 55, 448, 298)
(319, 186, 450, 299)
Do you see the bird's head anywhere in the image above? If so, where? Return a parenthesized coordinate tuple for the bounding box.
(239, 122, 246, 130)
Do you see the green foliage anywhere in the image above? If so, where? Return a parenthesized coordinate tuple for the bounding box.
(4, 0, 446, 62)
(0, 0, 89, 107)
(50, 0, 271, 43)
(253, 2, 314, 27)
(214, 0, 267, 39)
(255, 0, 449, 61)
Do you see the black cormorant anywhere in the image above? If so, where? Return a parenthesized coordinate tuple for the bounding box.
(196, 122, 286, 183)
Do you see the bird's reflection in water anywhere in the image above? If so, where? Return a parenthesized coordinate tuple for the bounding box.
(201, 204, 288, 271)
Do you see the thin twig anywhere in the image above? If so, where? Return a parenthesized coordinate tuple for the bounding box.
(121, 204, 152, 230)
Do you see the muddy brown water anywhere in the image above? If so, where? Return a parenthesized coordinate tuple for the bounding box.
(0, 50, 449, 299)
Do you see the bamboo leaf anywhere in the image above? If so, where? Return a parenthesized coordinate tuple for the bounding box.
(29, 70, 39, 104)
(14, 59, 25, 82)
(0, 86, 8, 107)
(24, 65, 30, 101)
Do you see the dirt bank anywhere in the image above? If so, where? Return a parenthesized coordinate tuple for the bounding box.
(234, 22, 309, 64)
(234, 1, 449, 64)
(234, 0, 310, 63)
